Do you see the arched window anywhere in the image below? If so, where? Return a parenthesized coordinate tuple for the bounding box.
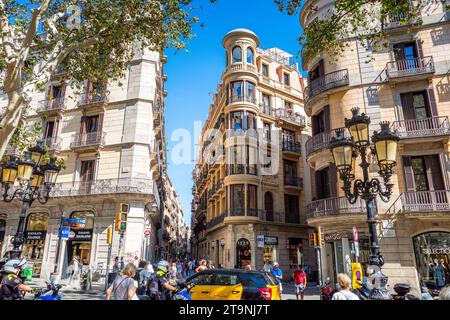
(232, 46, 242, 63)
(246, 48, 254, 64)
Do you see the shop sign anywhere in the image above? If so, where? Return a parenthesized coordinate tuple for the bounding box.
(324, 232, 348, 242)
(24, 231, 47, 241)
(69, 229, 93, 241)
(264, 236, 278, 245)
(63, 218, 86, 228)
(58, 227, 70, 239)
(423, 248, 450, 255)
(256, 235, 265, 248)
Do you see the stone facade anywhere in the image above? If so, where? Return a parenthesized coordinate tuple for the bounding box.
(191, 29, 316, 280)
(301, 0, 450, 295)
(0, 48, 187, 279)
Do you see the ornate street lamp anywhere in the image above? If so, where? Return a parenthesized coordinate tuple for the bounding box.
(329, 107, 400, 300)
(1, 142, 61, 259)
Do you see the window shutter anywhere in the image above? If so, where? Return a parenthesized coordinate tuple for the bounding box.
(402, 156, 416, 192)
(80, 116, 87, 134)
(425, 88, 439, 117)
(319, 59, 325, 78)
(393, 43, 406, 60)
(312, 115, 319, 135)
(400, 93, 416, 120)
(329, 163, 338, 197)
(415, 39, 424, 58)
(323, 105, 331, 132)
(315, 171, 324, 200)
(424, 155, 444, 191)
(98, 113, 104, 133)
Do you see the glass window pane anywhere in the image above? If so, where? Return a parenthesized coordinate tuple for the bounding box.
(232, 47, 242, 63)
(246, 48, 254, 64)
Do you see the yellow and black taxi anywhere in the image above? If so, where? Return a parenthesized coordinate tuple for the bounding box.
(184, 269, 281, 300)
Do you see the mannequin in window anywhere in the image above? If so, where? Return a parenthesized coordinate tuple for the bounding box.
(435, 259, 446, 289)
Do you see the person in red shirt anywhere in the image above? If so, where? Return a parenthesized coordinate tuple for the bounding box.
(293, 265, 307, 300)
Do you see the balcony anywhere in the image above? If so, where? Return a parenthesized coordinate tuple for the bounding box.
(226, 128, 258, 139)
(259, 103, 272, 116)
(78, 91, 109, 109)
(392, 116, 450, 141)
(282, 141, 301, 154)
(225, 164, 258, 176)
(225, 62, 257, 78)
(50, 178, 155, 198)
(384, 11, 421, 30)
(307, 197, 366, 220)
(229, 94, 257, 105)
(284, 176, 303, 190)
(402, 190, 450, 215)
(272, 108, 306, 127)
(386, 56, 435, 82)
(306, 127, 350, 157)
(304, 69, 349, 105)
(206, 213, 226, 229)
(70, 132, 106, 151)
(37, 98, 66, 115)
(43, 137, 62, 152)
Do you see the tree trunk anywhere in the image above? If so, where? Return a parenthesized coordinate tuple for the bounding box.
(0, 96, 26, 159)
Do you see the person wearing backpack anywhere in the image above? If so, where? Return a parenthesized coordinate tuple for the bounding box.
(105, 263, 139, 300)
(332, 273, 360, 300)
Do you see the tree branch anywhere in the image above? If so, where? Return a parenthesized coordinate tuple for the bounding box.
(44, 11, 65, 37)
(21, 0, 52, 53)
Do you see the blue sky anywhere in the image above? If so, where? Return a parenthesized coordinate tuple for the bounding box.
(164, 0, 304, 225)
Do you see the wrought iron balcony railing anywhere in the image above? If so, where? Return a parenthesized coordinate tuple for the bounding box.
(225, 164, 258, 176)
(229, 94, 257, 105)
(37, 98, 67, 113)
(43, 137, 62, 151)
(70, 132, 106, 149)
(284, 176, 304, 189)
(307, 196, 366, 219)
(206, 213, 226, 229)
(386, 56, 435, 79)
(259, 103, 272, 116)
(391, 116, 450, 139)
(305, 127, 350, 157)
(50, 178, 155, 197)
(282, 141, 301, 153)
(272, 108, 306, 127)
(304, 69, 349, 103)
(402, 190, 450, 213)
(78, 90, 110, 106)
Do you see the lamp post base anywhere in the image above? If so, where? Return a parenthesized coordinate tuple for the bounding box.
(367, 268, 392, 300)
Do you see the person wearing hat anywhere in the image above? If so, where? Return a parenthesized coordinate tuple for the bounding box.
(0, 259, 37, 300)
(270, 262, 283, 294)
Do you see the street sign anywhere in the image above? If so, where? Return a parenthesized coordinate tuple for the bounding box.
(144, 229, 151, 238)
(256, 235, 264, 248)
(64, 218, 86, 228)
(58, 227, 70, 239)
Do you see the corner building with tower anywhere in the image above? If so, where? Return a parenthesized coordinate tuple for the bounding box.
(191, 29, 316, 280)
(301, 0, 450, 295)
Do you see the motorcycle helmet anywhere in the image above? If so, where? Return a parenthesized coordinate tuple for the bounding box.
(2, 259, 27, 274)
(157, 260, 170, 273)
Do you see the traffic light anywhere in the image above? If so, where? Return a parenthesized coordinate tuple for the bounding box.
(309, 233, 317, 247)
(115, 203, 129, 232)
(107, 226, 113, 245)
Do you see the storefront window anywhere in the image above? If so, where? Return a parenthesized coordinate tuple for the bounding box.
(66, 211, 95, 266)
(22, 213, 49, 277)
(413, 232, 450, 288)
(350, 236, 370, 273)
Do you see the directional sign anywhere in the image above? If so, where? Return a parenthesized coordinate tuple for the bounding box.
(144, 229, 151, 238)
(353, 226, 359, 242)
(58, 227, 70, 239)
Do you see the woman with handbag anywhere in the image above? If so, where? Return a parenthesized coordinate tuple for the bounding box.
(106, 263, 139, 300)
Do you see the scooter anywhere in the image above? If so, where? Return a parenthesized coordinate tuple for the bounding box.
(33, 281, 64, 300)
(170, 282, 195, 300)
(391, 283, 420, 300)
(320, 278, 338, 300)
(421, 280, 440, 300)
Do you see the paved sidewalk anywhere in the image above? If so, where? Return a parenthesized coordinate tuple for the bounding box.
(281, 282, 321, 300)
(24, 278, 104, 300)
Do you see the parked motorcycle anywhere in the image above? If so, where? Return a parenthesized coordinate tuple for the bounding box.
(391, 283, 420, 300)
(33, 281, 63, 301)
(320, 278, 338, 300)
(421, 280, 440, 300)
(170, 282, 194, 300)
